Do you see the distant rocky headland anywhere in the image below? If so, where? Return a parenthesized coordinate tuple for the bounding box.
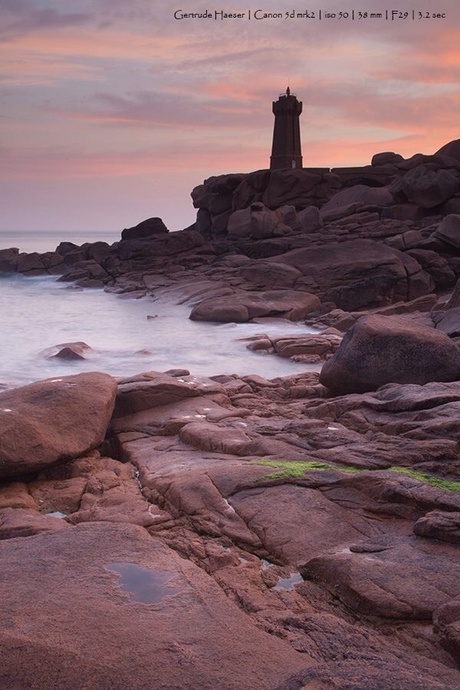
(1, 142, 460, 689)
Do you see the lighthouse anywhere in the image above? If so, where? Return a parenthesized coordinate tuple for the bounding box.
(270, 87, 303, 169)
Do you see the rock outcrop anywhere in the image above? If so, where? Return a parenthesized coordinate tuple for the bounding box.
(2, 140, 460, 689)
(1, 140, 460, 324)
(121, 216, 169, 240)
(0, 372, 117, 479)
(0, 522, 308, 690)
(0, 365, 459, 688)
(320, 314, 460, 394)
(192, 143, 460, 239)
(39, 341, 93, 361)
(260, 239, 434, 310)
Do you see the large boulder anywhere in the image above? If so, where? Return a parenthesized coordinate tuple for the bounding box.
(116, 229, 203, 261)
(433, 307, 460, 338)
(413, 511, 460, 545)
(121, 217, 168, 241)
(436, 139, 460, 162)
(319, 314, 460, 395)
(320, 184, 394, 219)
(400, 166, 459, 208)
(227, 203, 278, 239)
(371, 151, 405, 167)
(191, 173, 247, 208)
(227, 203, 300, 240)
(434, 214, 460, 249)
(16, 252, 47, 276)
(0, 248, 19, 272)
(0, 507, 71, 539)
(297, 205, 322, 231)
(0, 372, 117, 479)
(114, 372, 225, 417)
(433, 598, 460, 662)
(240, 261, 303, 289)
(262, 169, 340, 209)
(226, 169, 339, 213)
(264, 239, 434, 310)
(406, 248, 456, 288)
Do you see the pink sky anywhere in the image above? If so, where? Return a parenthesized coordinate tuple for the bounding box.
(1, 0, 459, 240)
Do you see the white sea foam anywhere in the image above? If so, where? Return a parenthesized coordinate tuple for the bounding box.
(0, 273, 317, 388)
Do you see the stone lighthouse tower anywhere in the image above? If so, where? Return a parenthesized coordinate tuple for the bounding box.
(270, 87, 303, 169)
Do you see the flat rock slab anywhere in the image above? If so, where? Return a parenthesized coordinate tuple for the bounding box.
(275, 657, 457, 690)
(0, 522, 308, 690)
(309, 379, 460, 443)
(434, 598, 460, 663)
(0, 507, 70, 539)
(121, 437, 266, 547)
(263, 239, 434, 310)
(0, 372, 117, 479)
(301, 535, 460, 619)
(114, 372, 226, 417)
(189, 289, 320, 323)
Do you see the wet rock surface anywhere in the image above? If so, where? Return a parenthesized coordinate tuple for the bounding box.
(0, 522, 308, 690)
(39, 341, 93, 360)
(0, 368, 459, 688)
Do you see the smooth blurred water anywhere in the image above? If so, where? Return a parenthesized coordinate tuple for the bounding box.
(0, 274, 316, 388)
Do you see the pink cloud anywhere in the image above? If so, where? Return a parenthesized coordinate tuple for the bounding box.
(1, 0, 460, 235)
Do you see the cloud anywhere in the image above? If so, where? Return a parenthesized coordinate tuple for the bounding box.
(306, 77, 460, 130)
(0, 1, 91, 40)
(1, 0, 460, 234)
(369, 26, 460, 85)
(0, 135, 267, 179)
(50, 88, 268, 131)
(0, 54, 104, 86)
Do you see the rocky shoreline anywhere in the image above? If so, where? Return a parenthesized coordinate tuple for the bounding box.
(1, 142, 460, 688)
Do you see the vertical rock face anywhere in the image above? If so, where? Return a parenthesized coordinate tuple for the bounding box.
(190, 140, 460, 240)
(0, 247, 19, 272)
(0, 372, 118, 479)
(192, 169, 341, 238)
(434, 214, 460, 249)
(400, 166, 459, 208)
(320, 314, 460, 394)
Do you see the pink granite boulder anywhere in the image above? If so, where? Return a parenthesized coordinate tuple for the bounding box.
(320, 314, 460, 394)
(0, 372, 117, 479)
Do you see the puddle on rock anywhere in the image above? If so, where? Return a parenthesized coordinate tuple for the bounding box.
(274, 572, 304, 591)
(107, 562, 180, 604)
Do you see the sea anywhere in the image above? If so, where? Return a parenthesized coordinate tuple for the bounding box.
(0, 230, 317, 388)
